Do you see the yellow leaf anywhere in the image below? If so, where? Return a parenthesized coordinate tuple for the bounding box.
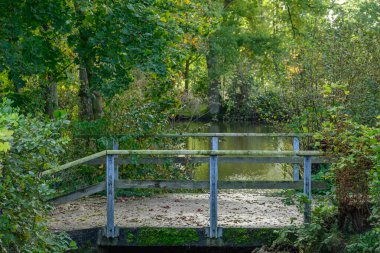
(0, 142, 11, 152)
(0, 128, 14, 139)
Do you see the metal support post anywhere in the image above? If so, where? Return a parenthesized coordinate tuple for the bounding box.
(104, 154, 118, 237)
(208, 137, 221, 238)
(303, 156, 312, 223)
(293, 137, 300, 181)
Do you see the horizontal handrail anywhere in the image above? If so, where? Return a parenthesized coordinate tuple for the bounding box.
(42, 151, 106, 176)
(42, 149, 323, 176)
(106, 150, 322, 156)
(157, 133, 313, 137)
(74, 132, 314, 138)
(86, 156, 331, 165)
(49, 180, 329, 205)
(115, 179, 328, 190)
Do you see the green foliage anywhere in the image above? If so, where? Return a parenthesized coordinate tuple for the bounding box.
(314, 86, 379, 232)
(272, 79, 379, 252)
(0, 100, 75, 252)
(272, 203, 380, 253)
(369, 123, 380, 226)
(284, 0, 380, 133)
(223, 228, 277, 246)
(272, 85, 380, 252)
(224, 86, 289, 122)
(345, 230, 380, 253)
(136, 228, 199, 246)
(68, 0, 196, 107)
(0, 0, 71, 89)
(272, 206, 344, 253)
(59, 73, 191, 195)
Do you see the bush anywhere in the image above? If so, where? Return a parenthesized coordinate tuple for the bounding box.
(271, 85, 380, 253)
(0, 99, 75, 252)
(224, 90, 290, 122)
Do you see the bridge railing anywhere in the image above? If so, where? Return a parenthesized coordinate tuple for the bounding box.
(44, 133, 328, 239)
(75, 132, 313, 181)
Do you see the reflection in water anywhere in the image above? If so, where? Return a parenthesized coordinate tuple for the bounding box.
(174, 122, 293, 181)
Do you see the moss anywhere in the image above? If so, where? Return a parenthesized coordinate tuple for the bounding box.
(125, 230, 135, 244)
(135, 228, 200, 246)
(222, 228, 277, 246)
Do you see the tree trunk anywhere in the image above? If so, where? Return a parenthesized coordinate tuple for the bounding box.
(184, 58, 190, 94)
(78, 66, 94, 120)
(92, 91, 103, 120)
(206, 52, 221, 117)
(46, 78, 58, 118)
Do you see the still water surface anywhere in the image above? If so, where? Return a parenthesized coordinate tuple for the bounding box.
(173, 121, 293, 181)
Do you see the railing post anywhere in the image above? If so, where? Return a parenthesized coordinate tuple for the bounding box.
(208, 136, 221, 238)
(293, 136, 300, 181)
(303, 156, 312, 223)
(104, 154, 119, 238)
(113, 139, 119, 180)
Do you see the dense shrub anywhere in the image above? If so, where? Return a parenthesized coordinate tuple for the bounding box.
(270, 85, 380, 252)
(0, 99, 75, 252)
(60, 74, 193, 194)
(224, 90, 290, 122)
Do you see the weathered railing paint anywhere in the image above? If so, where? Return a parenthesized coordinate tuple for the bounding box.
(293, 137, 300, 181)
(105, 154, 118, 238)
(105, 150, 322, 156)
(42, 151, 107, 176)
(209, 137, 219, 238)
(49, 180, 329, 205)
(74, 133, 313, 138)
(113, 140, 119, 181)
(303, 156, 312, 223)
(158, 133, 313, 138)
(43, 142, 325, 239)
(49, 182, 106, 205)
(42, 150, 324, 176)
(86, 156, 330, 165)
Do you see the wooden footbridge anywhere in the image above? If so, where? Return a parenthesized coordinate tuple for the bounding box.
(43, 133, 329, 241)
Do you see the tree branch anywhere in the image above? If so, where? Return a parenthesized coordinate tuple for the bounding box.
(285, 2, 297, 38)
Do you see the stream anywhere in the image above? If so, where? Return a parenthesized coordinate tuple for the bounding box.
(172, 121, 293, 181)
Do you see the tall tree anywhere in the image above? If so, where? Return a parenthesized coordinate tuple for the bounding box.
(205, 0, 276, 117)
(69, 0, 187, 121)
(0, 0, 72, 116)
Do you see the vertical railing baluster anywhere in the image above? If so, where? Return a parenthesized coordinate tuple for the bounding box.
(105, 154, 118, 237)
(303, 156, 312, 223)
(209, 136, 219, 238)
(293, 136, 300, 181)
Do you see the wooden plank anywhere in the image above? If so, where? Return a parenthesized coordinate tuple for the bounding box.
(115, 180, 328, 190)
(106, 150, 323, 156)
(48, 182, 106, 205)
(42, 150, 107, 176)
(87, 156, 331, 165)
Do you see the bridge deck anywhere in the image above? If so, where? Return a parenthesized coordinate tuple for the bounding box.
(48, 190, 301, 232)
